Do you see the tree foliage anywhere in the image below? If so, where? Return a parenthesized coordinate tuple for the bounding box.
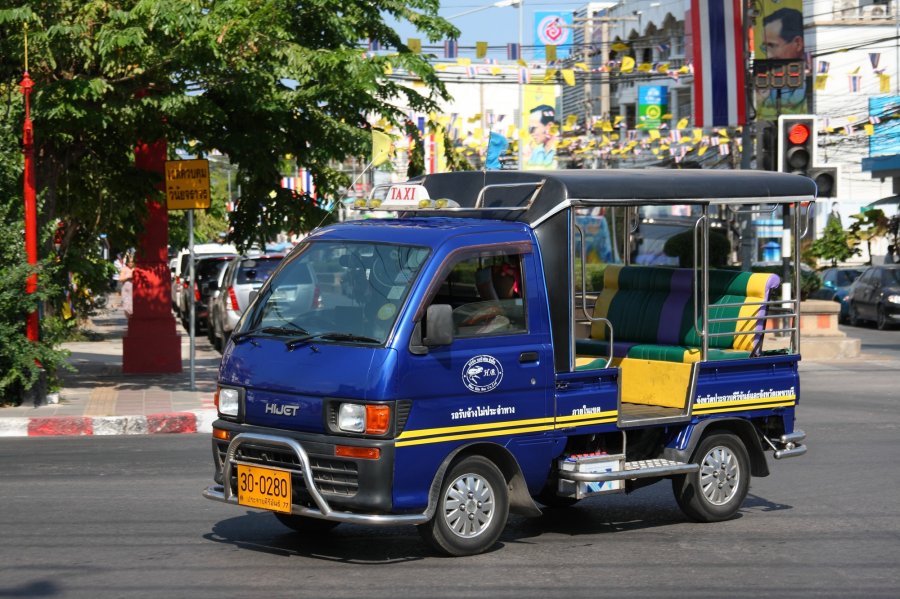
(848, 209, 889, 265)
(0, 0, 456, 399)
(810, 217, 858, 267)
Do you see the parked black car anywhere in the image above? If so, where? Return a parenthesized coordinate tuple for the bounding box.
(181, 255, 235, 332)
(846, 264, 900, 330)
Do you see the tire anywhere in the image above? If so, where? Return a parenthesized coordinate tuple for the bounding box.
(274, 513, 340, 534)
(417, 455, 509, 557)
(876, 305, 890, 330)
(848, 302, 862, 327)
(672, 433, 750, 523)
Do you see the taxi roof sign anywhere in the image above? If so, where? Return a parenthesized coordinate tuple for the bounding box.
(165, 159, 211, 210)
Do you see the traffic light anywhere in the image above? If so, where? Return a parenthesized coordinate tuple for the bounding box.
(808, 166, 839, 198)
(777, 115, 817, 175)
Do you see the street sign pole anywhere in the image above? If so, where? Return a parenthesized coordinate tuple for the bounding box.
(188, 208, 195, 391)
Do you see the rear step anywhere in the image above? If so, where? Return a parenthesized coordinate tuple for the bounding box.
(556, 453, 698, 500)
(562, 458, 698, 483)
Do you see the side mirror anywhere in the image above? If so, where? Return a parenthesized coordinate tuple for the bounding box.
(410, 304, 453, 355)
(424, 304, 454, 347)
(823, 280, 835, 289)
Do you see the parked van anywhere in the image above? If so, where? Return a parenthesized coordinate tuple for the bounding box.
(204, 170, 812, 556)
(171, 243, 237, 316)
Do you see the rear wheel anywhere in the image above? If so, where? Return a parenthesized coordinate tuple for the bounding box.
(274, 513, 340, 534)
(849, 302, 862, 327)
(673, 433, 750, 522)
(418, 455, 509, 556)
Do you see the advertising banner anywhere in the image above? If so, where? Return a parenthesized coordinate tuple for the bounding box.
(638, 85, 668, 129)
(754, 0, 808, 121)
(521, 84, 559, 170)
(533, 12, 573, 60)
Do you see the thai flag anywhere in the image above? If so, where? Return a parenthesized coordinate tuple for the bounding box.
(690, 0, 745, 127)
(517, 67, 530, 84)
(368, 39, 380, 52)
(507, 43, 520, 61)
(444, 40, 458, 59)
(849, 74, 862, 92)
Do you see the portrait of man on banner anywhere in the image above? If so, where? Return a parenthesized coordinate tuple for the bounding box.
(522, 85, 559, 170)
(754, 1, 808, 121)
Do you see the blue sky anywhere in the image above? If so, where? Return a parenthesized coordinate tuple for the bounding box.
(388, 0, 594, 48)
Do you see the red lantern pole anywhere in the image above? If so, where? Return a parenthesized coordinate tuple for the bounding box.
(21, 63, 39, 342)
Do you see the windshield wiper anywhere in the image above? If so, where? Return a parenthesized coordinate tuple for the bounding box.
(232, 325, 309, 344)
(286, 332, 380, 350)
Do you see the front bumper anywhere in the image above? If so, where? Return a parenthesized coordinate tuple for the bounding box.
(203, 428, 430, 526)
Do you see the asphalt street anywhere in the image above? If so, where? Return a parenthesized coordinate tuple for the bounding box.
(0, 327, 898, 598)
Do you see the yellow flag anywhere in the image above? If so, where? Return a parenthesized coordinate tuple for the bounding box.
(692, 128, 702, 143)
(611, 42, 629, 52)
(489, 66, 502, 76)
(517, 59, 527, 67)
(620, 56, 635, 73)
(565, 114, 578, 127)
(613, 116, 623, 126)
(546, 45, 557, 62)
(698, 145, 708, 156)
(562, 69, 575, 86)
(544, 68, 557, 82)
(864, 123, 875, 136)
(507, 124, 516, 138)
(435, 64, 448, 71)
(657, 63, 670, 73)
(457, 57, 472, 66)
(473, 127, 483, 140)
(815, 74, 828, 90)
(371, 131, 392, 166)
(637, 63, 652, 72)
(407, 38, 421, 54)
(676, 118, 689, 130)
(574, 62, 588, 71)
(383, 61, 393, 75)
(602, 121, 613, 132)
(847, 115, 857, 123)
(649, 129, 660, 140)
(880, 73, 891, 93)
(476, 41, 488, 58)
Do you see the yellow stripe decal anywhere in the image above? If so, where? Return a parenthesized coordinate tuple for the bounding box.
(396, 416, 556, 440)
(693, 394, 795, 410)
(554, 410, 618, 424)
(693, 400, 795, 414)
(396, 424, 556, 447)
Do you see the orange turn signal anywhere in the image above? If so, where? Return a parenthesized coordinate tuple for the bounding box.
(365, 404, 391, 435)
(335, 445, 381, 460)
(212, 427, 230, 441)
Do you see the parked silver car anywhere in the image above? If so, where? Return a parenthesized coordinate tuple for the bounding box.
(209, 254, 317, 350)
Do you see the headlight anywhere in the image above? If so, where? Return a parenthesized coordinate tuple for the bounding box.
(887, 295, 900, 304)
(216, 387, 241, 417)
(337, 403, 391, 435)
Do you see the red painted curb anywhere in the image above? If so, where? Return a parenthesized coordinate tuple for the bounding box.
(146, 412, 198, 434)
(28, 416, 93, 437)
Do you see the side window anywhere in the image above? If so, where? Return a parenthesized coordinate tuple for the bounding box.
(433, 252, 528, 338)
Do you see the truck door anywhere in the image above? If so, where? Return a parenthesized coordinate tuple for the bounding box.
(396, 246, 555, 495)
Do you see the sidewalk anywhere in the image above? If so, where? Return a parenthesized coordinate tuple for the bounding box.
(0, 307, 219, 437)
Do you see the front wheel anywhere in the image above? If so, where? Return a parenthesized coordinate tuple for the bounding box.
(417, 455, 509, 557)
(672, 433, 750, 522)
(876, 305, 890, 330)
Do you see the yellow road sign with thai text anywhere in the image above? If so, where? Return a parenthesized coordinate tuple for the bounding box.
(165, 159, 211, 210)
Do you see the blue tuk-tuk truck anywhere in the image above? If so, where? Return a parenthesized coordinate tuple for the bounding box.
(203, 170, 811, 556)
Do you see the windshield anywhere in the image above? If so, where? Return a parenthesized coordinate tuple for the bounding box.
(238, 241, 431, 345)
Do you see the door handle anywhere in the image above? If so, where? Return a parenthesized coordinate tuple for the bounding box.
(519, 351, 539, 363)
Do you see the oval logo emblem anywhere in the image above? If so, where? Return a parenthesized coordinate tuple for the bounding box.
(462, 355, 504, 393)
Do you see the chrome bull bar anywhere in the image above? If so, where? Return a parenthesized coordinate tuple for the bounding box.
(202, 432, 430, 526)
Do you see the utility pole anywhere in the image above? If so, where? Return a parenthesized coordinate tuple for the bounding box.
(739, 0, 756, 271)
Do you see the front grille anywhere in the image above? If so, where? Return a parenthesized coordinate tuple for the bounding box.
(216, 441, 359, 497)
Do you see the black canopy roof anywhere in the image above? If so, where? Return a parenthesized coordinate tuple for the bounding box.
(408, 169, 818, 226)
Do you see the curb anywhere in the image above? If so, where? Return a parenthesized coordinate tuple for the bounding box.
(0, 410, 216, 438)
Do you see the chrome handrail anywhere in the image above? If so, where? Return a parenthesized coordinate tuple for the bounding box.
(474, 180, 545, 209)
(575, 223, 613, 369)
(692, 215, 707, 339)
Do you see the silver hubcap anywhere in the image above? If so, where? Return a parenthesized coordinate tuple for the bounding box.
(699, 445, 740, 506)
(442, 472, 495, 538)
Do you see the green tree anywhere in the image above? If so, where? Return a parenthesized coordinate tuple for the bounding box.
(848, 209, 889, 265)
(810, 217, 857, 267)
(0, 0, 456, 400)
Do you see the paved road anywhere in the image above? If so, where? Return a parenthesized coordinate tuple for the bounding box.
(1, 332, 898, 598)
